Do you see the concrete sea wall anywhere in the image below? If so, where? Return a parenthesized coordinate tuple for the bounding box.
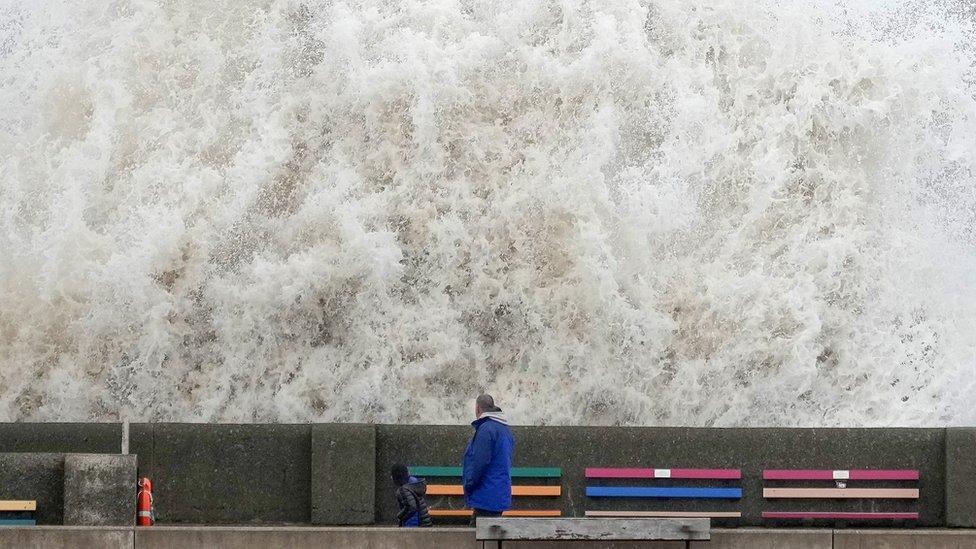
(2, 423, 976, 528)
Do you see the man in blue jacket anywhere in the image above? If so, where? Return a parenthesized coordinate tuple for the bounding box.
(462, 394, 514, 519)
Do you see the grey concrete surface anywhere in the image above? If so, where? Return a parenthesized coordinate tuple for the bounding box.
(130, 423, 312, 524)
(135, 526, 481, 549)
(0, 526, 133, 549)
(835, 529, 976, 549)
(5, 527, 976, 548)
(0, 423, 122, 454)
(694, 528, 833, 549)
(311, 423, 376, 525)
(946, 428, 976, 527)
(0, 452, 65, 524)
(64, 453, 137, 526)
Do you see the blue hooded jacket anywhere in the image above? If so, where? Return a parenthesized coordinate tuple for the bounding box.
(462, 411, 514, 512)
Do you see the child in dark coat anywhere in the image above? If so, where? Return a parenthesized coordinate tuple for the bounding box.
(391, 463, 433, 527)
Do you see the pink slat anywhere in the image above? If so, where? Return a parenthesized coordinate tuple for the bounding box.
(585, 468, 741, 479)
(585, 468, 656, 479)
(762, 470, 919, 480)
(763, 511, 919, 520)
(671, 468, 741, 479)
(849, 470, 919, 480)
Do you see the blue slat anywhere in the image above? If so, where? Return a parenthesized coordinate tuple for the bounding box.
(0, 519, 36, 526)
(586, 486, 742, 499)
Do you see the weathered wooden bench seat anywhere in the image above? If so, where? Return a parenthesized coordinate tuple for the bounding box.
(476, 517, 709, 548)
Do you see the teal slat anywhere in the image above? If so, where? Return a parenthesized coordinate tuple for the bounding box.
(410, 466, 561, 478)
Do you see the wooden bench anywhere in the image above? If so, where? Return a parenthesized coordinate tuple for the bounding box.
(0, 501, 37, 526)
(585, 467, 743, 519)
(476, 517, 709, 548)
(762, 469, 920, 522)
(409, 465, 562, 518)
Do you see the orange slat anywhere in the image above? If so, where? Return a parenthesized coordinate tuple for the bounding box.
(505, 510, 562, 517)
(429, 509, 473, 516)
(429, 509, 562, 517)
(0, 501, 36, 512)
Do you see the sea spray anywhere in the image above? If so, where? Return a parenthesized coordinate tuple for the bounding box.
(1, 0, 974, 424)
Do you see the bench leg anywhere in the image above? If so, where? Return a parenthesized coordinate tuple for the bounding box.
(483, 542, 502, 549)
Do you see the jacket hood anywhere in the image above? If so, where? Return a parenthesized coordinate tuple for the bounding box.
(404, 476, 427, 496)
(475, 410, 509, 425)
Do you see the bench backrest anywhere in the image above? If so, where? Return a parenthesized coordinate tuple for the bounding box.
(761, 468, 920, 522)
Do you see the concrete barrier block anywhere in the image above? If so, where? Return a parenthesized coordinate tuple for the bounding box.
(0, 526, 133, 549)
(0, 423, 122, 453)
(64, 454, 137, 526)
(146, 424, 311, 523)
(835, 529, 976, 549)
(135, 526, 479, 549)
(946, 427, 976, 527)
(311, 423, 376, 525)
(0, 453, 65, 524)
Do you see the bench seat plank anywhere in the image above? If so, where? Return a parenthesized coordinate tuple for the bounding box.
(763, 488, 918, 499)
(586, 510, 741, 518)
(586, 468, 740, 480)
(587, 486, 742, 499)
(476, 517, 710, 541)
(427, 484, 561, 497)
(410, 466, 561, 478)
(763, 469, 919, 481)
(763, 511, 919, 520)
(0, 501, 36, 512)
(431, 509, 561, 517)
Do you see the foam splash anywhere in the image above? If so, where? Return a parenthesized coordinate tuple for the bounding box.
(1, 0, 975, 425)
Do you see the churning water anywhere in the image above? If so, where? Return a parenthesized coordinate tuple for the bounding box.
(1, 0, 975, 425)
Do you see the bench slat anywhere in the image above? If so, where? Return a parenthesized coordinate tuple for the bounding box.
(410, 466, 561, 478)
(587, 487, 741, 499)
(763, 469, 919, 481)
(586, 468, 741, 479)
(763, 488, 918, 499)
(430, 509, 561, 517)
(0, 519, 36, 526)
(586, 510, 741, 518)
(427, 485, 561, 497)
(763, 511, 919, 520)
(0, 501, 36, 512)
(475, 517, 710, 541)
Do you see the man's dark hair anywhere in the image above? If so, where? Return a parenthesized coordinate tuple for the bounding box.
(391, 463, 410, 486)
(477, 393, 501, 413)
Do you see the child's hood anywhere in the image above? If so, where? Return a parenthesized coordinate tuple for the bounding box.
(404, 476, 427, 496)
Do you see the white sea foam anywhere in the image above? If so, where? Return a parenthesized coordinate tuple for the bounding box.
(1, 0, 975, 425)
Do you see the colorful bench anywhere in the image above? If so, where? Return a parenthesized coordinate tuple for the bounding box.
(409, 466, 562, 518)
(761, 469, 920, 522)
(584, 467, 743, 519)
(0, 501, 37, 526)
